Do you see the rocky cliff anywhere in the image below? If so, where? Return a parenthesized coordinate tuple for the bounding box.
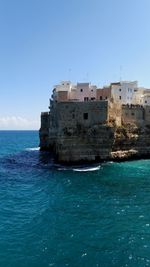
(112, 124, 150, 161)
(40, 121, 150, 163)
(53, 124, 114, 163)
(40, 101, 150, 164)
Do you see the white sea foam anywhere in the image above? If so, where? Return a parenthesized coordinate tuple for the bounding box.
(129, 255, 133, 260)
(81, 253, 87, 257)
(26, 147, 40, 151)
(73, 166, 100, 172)
(57, 165, 101, 172)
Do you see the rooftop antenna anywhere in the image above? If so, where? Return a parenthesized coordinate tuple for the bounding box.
(82, 72, 89, 82)
(120, 65, 123, 82)
(68, 68, 71, 81)
(86, 72, 89, 82)
(82, 73, 86, 82)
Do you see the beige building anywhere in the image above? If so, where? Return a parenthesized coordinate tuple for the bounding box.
(53, 81, 73, 102)
(75, 83, 97, 102)
(140, 89, 150, 106)
(52, 81, 97, 102)
(96, 86, 112, 101)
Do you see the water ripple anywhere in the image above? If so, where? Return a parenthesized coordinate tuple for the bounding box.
(1, 131, 150, 266)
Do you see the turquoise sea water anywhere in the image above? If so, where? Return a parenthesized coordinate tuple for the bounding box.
(1, 131, 150, 267)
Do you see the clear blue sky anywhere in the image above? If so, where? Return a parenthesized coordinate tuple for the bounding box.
(0, 0, 150, 129)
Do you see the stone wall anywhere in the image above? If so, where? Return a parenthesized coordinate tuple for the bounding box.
(40, 101, 150, 163)
(53, 101, 108, 129)
(121, 105, 144, 126)
(40, 101, 114, 162)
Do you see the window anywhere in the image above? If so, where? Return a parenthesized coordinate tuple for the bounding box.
(145, 100, 147, 104)
(119, 88, 121, 91)
(100, 96, 102, 100)
(91, 89, 93, 92)
(84, 97, 89, 101)
(91, 97, 95, 101)
(105, 96, 107, 100)
(80, 89, 83, 92)
(119, 96, 121, 100)
(83, 113, 88, 120)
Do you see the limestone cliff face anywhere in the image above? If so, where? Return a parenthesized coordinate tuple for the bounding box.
(40, 123, 150, 163)
(112, 124, 150, 160)
(40, 102, 150, 163)
(54, 124, 114, 163)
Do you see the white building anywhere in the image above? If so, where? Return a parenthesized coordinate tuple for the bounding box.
(132, 87, 144, 105)
(111, 81, 138, 105)
(54, 81, 72, 92)
(52, 81, 73, 102)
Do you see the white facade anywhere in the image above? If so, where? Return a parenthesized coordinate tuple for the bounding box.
(111, 81, 138, 105)
(132, 87, 144, 105)
(141, 89, 150, 106)
(53, 81, 73, 101)
(55, 81, 72, 92)
(69, 86, 78, 100)
(111, 83, 150, 106)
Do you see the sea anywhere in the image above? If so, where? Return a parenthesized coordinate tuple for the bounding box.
(1, 131, 150, 267)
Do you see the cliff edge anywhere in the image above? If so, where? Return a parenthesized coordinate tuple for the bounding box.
(39, 101, 150, 163)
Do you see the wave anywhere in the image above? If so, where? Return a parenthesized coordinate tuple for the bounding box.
(25, 147, 40, 151)
(57, 165, 101, 172)
(73, 166, 101, 172)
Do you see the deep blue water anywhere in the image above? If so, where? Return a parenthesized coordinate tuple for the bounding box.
(1, 131, 150, 267)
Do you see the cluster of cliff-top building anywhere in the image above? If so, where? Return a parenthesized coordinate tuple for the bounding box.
(52, 80, 150, 106)
(49, 80, 150, 126)
(40, 80, 150, 163)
